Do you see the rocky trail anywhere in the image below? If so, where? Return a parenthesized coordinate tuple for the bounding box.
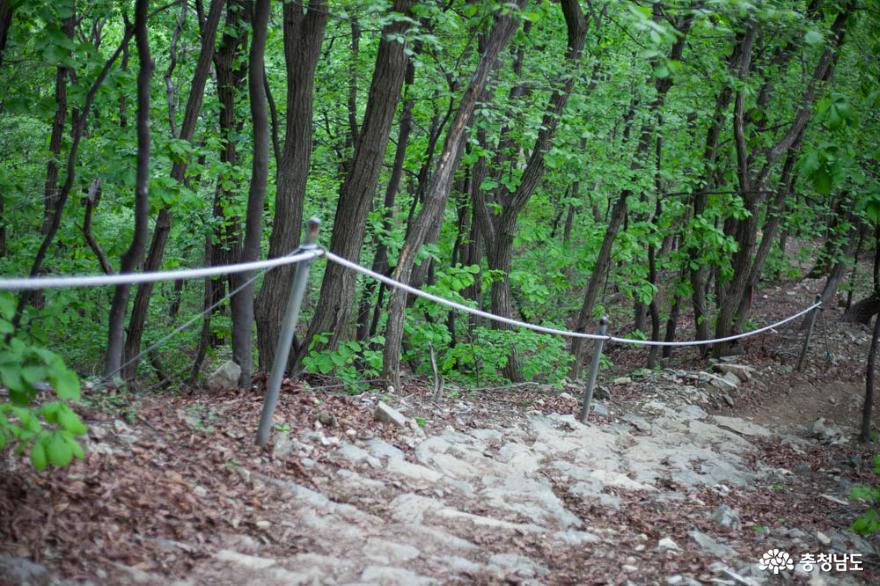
(2, 281, 880, 585)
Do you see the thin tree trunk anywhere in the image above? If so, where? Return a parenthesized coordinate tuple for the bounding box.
(13, 22, 138, 331)
(40, 14, 75, 236)
(229, 0, 270, 387)
(474, 0, 587, 381)
(356, 59, 415, 345)
(862, 290, 880, 443)
(105, 0, 153, 377)
(295, 0, 414, 367)
(0, 0, 14, 69)
(383, 0, 526, 390)
(121, 0, 225, 379)
(255, 0, 327, 371)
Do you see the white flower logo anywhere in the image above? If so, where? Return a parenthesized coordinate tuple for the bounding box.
(759, 548, 794, 574)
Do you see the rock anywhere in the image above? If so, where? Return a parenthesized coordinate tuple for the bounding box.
(594, 385, 611, 400)
(794, 463, 812, 475)
(360, 566, 437, 585)
(375, 401, 408, 428)
(613, 377, 632, 385)
(317, 411, 337, 427)
(712, 416, 772, 437)
(666, 576, 701, 586)
(0, 555, 51, 586)
(722, 372, 741, 386)
(816, 531, 831, 546)
(689, 530, 735, 558)
(272, 432, 296, 460)
(658, 537, 681, 551)
(710, 504, 742, 531)
(810, 418, 845, 445)
(714, 363, 755, 381)
(723, 394, 736, 408)
(698, 371, 738, 391)
(559, 392, 574, 400)
(215, 550, 276, 570)
(207, 360, 241, 391)
(591, 403, 610, 418)
(363, 539, 421, 564)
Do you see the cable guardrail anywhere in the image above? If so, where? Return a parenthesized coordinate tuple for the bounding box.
(0, 249, 324, 290)
(322, 250, 822, 347)
(0, 216, 824, 440)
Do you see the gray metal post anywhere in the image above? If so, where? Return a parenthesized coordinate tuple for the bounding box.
(580, 316, 608, 424)
(796, 294, 822, 372)
(256, 218, 320, 446)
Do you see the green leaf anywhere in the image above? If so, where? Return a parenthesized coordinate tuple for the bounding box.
(47, 433, 73, 467)
(804, 30, 824, 46)
(57, 407, 87, 436)
(30, 440, 48, 471)
(50, 368, 80, 400)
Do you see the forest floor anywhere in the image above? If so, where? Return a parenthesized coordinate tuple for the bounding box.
(2, 274, 880, 585)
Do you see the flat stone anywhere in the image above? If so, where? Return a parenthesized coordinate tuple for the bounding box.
(363, 539, 421, 564)
(360, 566, 437, 585)
(712, 416, 771, 438)
(658, 537, 680, 550)
(710, 504, 742, 531)
(689, 530, 735, 559)
(214, 550, 276, 570)
(0, 554, 51, 586)
(714, 363, 755, 380)
(375, 402, 408, 427)
(386, 458, 443, 482)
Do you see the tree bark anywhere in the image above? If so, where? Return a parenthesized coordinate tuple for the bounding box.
(295, 0, 415, 367)
(40, 14, 75, 236)
(355, 59, 415, 345)
(0, 0, 15, 70)
(383, 0, 526, 391)
(229, 0, 270, 387)
(13, 21, 137, 331)
(862, 297, 880, 443)
(715, 3, 854, 343)
(121, 0, 225, 380)
(105, 0, 153, 377)
(255, 0, 327, 371)
(570, 11, 693, 377)
(472, 0, 587, 382)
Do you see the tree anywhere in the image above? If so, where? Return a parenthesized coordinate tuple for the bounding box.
(383, 0, 527, 391)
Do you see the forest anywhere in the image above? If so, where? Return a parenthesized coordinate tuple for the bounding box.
(1, 0, 880, 459)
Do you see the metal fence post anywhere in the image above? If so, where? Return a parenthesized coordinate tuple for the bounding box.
(580, 316, 609, 424)
(796, 294, 822, 372)
(256, 218, 320, 446)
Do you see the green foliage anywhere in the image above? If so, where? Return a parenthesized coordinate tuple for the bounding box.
(849, 454, 880, 536)
(302, 333, 384, 393)
(0, 294, 87, 470)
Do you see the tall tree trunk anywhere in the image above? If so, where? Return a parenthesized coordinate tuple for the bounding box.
(0, 0, 15, 70)
(229, 0, 270, 386)
(570, 10, 693, 378)
(295, 0, 415, 366)
(356, 59, 415, 345)
(121, 0, 225, 380)
(383, 0, 526, 391)
(40, 14, 75, 236)
(473, 0, 587, 381)
(105, 0, 153, 377)
(863, 314, 880, 443)
(255, 0, 327, 371)
(13, 22, 137, 331)
(715, 3, 853, 343)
